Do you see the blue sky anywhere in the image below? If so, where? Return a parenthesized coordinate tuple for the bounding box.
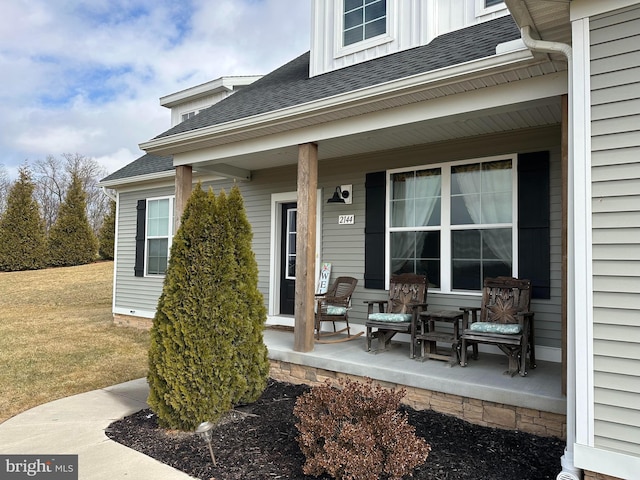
(0, 0, 311, 179)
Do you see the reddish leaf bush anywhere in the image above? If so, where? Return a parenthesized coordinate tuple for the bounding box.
(294, 378, 430, 480)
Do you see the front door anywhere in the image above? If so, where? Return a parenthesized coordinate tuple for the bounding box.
(279, 202, 297, 315)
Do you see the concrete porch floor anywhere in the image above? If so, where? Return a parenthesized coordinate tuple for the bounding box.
(264, 327, 565, 416)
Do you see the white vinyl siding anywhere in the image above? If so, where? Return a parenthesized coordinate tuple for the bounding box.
(310, 0, 509, 77)
(590, 5, 640, 457)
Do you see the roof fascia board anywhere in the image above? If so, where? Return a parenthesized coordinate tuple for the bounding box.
(571, 0, 639, 20)
(98, 170, 175, 189)
(141, 49, 537, 155)
(160, 75, 262, 108)
(173, 71, 567, 167)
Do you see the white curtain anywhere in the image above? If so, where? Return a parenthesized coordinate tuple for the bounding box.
(391, 171, 441, 273)
(453, 161, 512, 262)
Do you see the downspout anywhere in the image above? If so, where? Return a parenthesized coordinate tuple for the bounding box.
(520, 25, 582, 480)
(101, 186, 117, 202)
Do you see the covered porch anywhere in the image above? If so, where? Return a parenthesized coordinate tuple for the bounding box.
(264, 327, 565, 439)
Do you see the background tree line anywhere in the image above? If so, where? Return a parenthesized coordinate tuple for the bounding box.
(0, 154, 116, 272)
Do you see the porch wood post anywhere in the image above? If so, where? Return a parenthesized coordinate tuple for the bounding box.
(175, 165, 192, 230)
(561, 94, 568, 395)
(294, 143, 318, 353)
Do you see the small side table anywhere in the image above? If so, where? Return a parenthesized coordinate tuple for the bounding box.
(414, 310, 464, 365)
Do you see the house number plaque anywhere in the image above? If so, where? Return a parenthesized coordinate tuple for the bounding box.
(338, 215, 355, 225)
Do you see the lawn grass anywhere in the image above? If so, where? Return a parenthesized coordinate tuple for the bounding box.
(0, 261, 150, 423)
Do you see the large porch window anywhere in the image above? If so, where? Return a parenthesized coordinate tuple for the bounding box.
(388, 156, 516, 292)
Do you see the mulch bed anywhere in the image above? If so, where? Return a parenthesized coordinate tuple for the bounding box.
(105, 379, 565, 480)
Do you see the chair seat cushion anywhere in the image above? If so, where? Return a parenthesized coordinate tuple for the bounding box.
(325, 306, 347, 315)
(368, 312, 412, 323)
(469, 322, 522, 334)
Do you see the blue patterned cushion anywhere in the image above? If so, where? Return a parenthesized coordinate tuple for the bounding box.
(368, 313, 412, 323)
(325, 306, 347, 315)
(470, 322, 521, 334)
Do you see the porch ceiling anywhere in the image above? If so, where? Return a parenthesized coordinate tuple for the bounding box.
(189, 95, 563, 174)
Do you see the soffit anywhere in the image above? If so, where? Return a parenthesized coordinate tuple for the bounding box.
(506, 0, 572, 44)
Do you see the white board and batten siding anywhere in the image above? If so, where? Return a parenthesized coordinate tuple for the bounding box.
(310, 0, 509, 77)
(590, 4, 640, 456)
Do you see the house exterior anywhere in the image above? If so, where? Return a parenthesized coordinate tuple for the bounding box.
(99, 1, 640, 479)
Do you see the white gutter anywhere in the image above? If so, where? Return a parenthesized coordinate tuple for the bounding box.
(101, 186, 117, 202)
(520, 24, 582, 480)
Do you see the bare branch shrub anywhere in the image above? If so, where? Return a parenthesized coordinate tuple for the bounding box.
(294, 378, 430, 480)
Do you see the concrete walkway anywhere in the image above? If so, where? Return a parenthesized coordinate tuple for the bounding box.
(0, 379, 192, 479)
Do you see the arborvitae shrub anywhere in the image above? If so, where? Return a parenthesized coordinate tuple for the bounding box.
(47, 172, 98, 266)
(294, 378, 431, 480)
(147, 183, 268, 430)
(98, 200, 116, 260)
(0, 167, 47, 271)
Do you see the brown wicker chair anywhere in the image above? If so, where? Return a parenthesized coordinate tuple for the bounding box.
(459, 277, 535, 377)
(314, 276, 358, 342)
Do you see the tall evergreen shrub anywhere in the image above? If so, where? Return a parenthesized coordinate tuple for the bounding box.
(0, 167, 47, 271)
(148, 184, 269, 430)
(98, 200, 116, 260)
(47, 172, 98, 266)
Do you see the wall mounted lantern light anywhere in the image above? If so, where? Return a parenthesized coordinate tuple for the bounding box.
(327, 184, 352, 204)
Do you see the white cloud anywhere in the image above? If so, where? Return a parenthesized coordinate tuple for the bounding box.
(0, 0, 311, 177)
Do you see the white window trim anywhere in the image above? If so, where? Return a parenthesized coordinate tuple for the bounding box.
(334, 0, 396, 59)
(475, 0, 506, 17)
(144, 195, 174, 277)
(284, 206, 297, 281)
(385, 154, 518, 293)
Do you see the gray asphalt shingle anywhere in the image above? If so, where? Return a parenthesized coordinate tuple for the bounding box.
(101, 15, 519, 183)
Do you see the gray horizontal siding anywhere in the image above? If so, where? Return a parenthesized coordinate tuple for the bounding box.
(590, 5, 640, 457)
(115, 186, 175, 314)
(113, 126, 563, 353)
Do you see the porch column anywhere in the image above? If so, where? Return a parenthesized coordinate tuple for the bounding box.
(175, 165, 192, 230)
(294, 143, 318, 353)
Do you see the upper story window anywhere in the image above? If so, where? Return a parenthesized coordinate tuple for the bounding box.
(476, 0, 505, 16)
(343, 0, 387, 47)
(146, 197, 174, 275)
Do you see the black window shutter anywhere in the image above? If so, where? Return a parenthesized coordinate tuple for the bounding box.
(518, 152, 551, 299)
(134, 199, 146, 277)
(364, 171, 386, 289)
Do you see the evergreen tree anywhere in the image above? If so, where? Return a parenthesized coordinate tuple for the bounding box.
(225, 185, 269, 404)
(47, 171, 98, 266)
(0, 167, 47, 271)
(147, 184, 268, 430)
(98, 200, 116, 260)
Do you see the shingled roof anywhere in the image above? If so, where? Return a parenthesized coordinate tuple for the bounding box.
(101, 15, 519, 184)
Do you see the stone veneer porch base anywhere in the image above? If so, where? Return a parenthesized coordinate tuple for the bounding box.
(269, 359, 566, 440)
(584, 473, 624, 480)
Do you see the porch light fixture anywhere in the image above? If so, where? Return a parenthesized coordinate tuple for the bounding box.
(327, 185, 352, 204)
(196, 421, 217, 466)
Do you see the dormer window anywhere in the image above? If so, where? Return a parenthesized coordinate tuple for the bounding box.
(485, 0, 503, 6)
(343, 0, 387, 47)
(181, 111, 197, 122)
